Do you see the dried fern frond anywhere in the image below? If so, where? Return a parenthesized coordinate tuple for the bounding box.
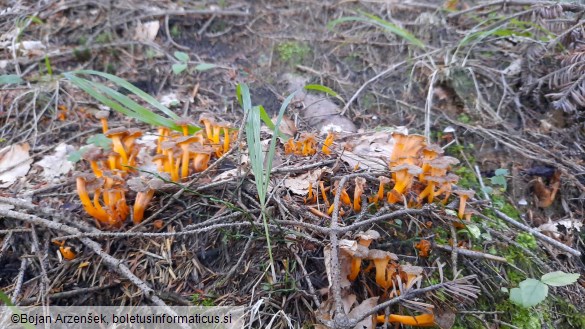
(441, 275, 481, 303)
(547, 74, 585, 112)
(534, 4, 564, 20)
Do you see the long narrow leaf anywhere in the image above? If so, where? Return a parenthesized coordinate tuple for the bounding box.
(304, 84, 344, 103)
(94, 84, 185, 131)
(328, 14, 425, 49)
(71, 70, 180, 120)
(263, 91, 297, 196)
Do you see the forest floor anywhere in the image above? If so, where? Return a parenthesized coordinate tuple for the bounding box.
(1, 1, 584, 328)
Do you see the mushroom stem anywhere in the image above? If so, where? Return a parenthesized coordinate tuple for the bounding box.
(76, 177, 108, 223)
(319, 181, 330, 207)
(133, 189, 155, 224)
(458, 195, 469, 219)
(376, 313, 435, 326)
(348, 258, 362, 281)
(111, 136, 129, 166)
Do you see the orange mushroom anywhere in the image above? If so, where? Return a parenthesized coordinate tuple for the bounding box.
(176, 136, 200, 179)
(390, 132, 426, 164)
(175, 117, 194, 136)
(419, 144, 444, 180)
(341, 240, 370, 281)
(319, 181, 330, 208)
(129, 177, 163, 224)
(353, 177, 366, 212)
(355, 230, 381, 248)
(415, 240, 431, 257)
(305, 182, 317, 204)
(322, 132, 335, 155)
(156, 127, 170, 154)
(367, 249, 399, 289)
(376, 313, 435, 327)
(453, 189, 475, 219)
(199, 114, 217, 143)
(105, 128, 130, 167)
(190, 144, 213, 172)
(76, 173, 109, 223)
(82, 146, 104, 178)
(388, 164, 422, 203)
(161, 141, 179, 181)
(94, 110, 110, 134)
(417, 175, 444, 203)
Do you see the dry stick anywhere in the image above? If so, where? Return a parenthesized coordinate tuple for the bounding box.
(447, 0, 585, 19)
(0, 232, 13, 262)
(19, 284, 119, 306)
(29, 225, 50, 306)
(0, 229, 31, 235)
(53, 222, 269, 241)
(11, 257, 28, 304)
(329, 176, 350, 328)
(435, 244, 508, 263)
(449, 225, 459, 278)
(0, 209, 172, 308)
(478, 210, 581, 257)
(0, 196, 102, 234)
(293, 252, 321, 308)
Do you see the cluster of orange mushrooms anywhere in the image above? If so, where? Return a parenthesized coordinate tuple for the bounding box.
(341, 231, 434, 326)
(75, 111, 232, 228)
(305, 132, 475, 222)
(313, 132, 477, 327)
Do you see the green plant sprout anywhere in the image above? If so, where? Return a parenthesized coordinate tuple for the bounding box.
(506, 271, 579, 308)
(172, 51, 217, 75)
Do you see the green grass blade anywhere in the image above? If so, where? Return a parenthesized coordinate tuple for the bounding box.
(263, 91, 297, 196)
(94, 84, 191, 132)
(239, 82, 277, 282)
(71, 70, 180, 120)
(328, 14, 425, 49)
(304, 84, 345, 103)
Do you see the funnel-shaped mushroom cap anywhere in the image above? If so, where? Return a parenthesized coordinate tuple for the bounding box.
(453, 189, 475, 198)
(105, 127, 130, 138)
(81, 145, 104, 161)
(391, 163, 423, 176)
(355, 230, 381, 247)
(340, 239, 370, 258)
(94, 110, 110, 119)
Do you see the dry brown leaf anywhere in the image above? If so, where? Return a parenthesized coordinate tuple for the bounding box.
(0, 143, 32, 188)
(533, 170, 561, 207)
(348, 297, 379, 329)
(283, 167, 331, 195)
(134, 20, 160, 42)
(273, 115, 297, 137)
(35, 143, 73, 181)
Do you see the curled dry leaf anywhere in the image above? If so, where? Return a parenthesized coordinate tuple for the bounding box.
(533, 170, 561, 208)
(0, 143, 33, 188)
(340, 128, 407, 170)
(134, 20, 160, 42)
(283, 167, 331, 195)
(35, 143, 74, 181)
(347, 297, 379, 329)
